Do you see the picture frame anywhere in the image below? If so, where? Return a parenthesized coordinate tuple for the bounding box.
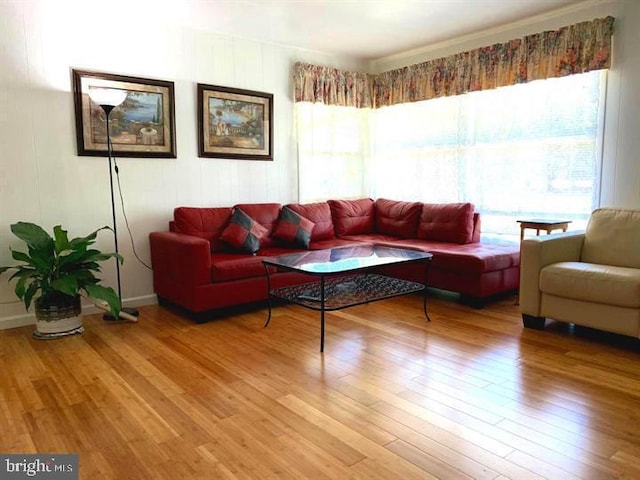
(197, 83, 273, 160)
(72, 69, 176, 158)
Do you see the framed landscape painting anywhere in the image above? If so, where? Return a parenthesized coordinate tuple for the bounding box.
(72, 69, 176, 158)
(197, 84, 273, 160)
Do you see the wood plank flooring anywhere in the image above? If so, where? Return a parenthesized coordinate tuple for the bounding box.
(1, 292, 639, 479)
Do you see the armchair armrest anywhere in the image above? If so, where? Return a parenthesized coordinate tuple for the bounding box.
(149, 231, 212, 286)
(519, 231, 585, 316)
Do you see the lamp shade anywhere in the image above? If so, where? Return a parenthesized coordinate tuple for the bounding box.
(88, 87, 127, 107)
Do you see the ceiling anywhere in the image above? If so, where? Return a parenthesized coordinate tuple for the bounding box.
(179, 0, 589, 60)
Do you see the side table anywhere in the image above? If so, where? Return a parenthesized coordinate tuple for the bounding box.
(517, 219, 572, 242)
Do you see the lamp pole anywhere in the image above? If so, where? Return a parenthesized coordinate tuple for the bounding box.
(88, 88, 139, 320)
(102, 104, 122, 302)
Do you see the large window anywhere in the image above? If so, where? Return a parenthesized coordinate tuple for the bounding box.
(295, 103, 370, 202)
(297, 70, 606, 236)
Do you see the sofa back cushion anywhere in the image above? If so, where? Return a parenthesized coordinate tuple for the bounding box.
(328, 198, 375, 236)
(582, 208, 640, 268)
(417, 202, 475, 244)
(173, 206, 233, 252)
(375, 198, 422, 238)
(471, 213, 481, 243)
(287, 202, 335, 241)
(233, 203, 282, 248)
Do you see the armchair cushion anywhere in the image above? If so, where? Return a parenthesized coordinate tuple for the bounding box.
(581, 208, 640, 268)
(540, 262, 640, 308)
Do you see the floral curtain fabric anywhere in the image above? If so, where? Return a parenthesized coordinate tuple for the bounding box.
(293, 16, 614, 108)
(293, 63, 374, 108)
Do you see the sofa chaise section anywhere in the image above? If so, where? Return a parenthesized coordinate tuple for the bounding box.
(326, 199, 519, 305)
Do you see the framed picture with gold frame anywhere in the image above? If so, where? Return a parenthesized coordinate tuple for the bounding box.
(72, 69, 176, 158)
(197, 83, 273, 160)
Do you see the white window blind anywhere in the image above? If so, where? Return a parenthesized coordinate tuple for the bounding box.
(296, 70, 605, 236)
(295, 102, 370, 203)
(371, 70, 605, 236)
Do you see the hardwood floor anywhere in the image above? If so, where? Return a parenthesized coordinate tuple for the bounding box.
(1, 292, 640, 479)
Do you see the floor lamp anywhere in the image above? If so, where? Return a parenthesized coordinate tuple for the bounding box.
(88, 88, 140, 320)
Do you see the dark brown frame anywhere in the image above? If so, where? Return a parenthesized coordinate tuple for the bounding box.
(72, 69, 176, 158)
(197, 83, 273, 160)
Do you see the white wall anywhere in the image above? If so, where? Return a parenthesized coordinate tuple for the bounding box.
(0, 0, 363, 328)
(370, 0, 640, 210)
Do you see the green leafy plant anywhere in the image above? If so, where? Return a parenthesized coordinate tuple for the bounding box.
(0, 222, 122, 318)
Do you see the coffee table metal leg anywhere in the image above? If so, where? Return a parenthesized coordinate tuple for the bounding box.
(320, 276, 326, 352)
(423, 293, 431, 321)
(423, 257, 431, 322)
(264, 264, 273, 328)
(265, 301, 272, 327)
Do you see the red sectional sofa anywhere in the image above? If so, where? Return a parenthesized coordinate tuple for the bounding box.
(149, 198, 520, 321)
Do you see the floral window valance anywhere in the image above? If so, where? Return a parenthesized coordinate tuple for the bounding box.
(294, 16, 614, 108)
(293, 63, 374, 108)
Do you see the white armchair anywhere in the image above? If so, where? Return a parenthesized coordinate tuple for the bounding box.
(519, 208, 640, 338)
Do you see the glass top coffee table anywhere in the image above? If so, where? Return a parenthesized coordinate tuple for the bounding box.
(262, 245, 433, 352)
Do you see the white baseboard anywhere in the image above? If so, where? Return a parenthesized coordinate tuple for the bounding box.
(0, 313, 35, 330)
(0, 294, 158, 331)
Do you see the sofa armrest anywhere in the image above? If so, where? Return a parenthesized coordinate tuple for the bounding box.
(149, 231, 212, 286)
(519, 231, 585, 316)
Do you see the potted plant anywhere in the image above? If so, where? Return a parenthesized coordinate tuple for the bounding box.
(0, 222, 122, 338)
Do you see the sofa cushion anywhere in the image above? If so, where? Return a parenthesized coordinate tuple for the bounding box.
(328, 198, 375, 236)
(272, 206, 315, 248)
(540, 261, 640, 308)
(375, 198, 422, 238)
(308, 238, 368, 250)
(173, 206, 233, 252)
(287, 202, 335, 241)
(339, 233, 402, 244)
(234, 203, 282, 248)
(426, 242, 519, 272)
(220, 208, 268, 254)
(375, 238, 519, 273)
(257, 246, 306, 256)
(417, 203, 475, 244)
(581, 208, 640, 269)
(210, 253, 270, 282)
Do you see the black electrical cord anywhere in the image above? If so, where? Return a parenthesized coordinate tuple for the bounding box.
(113, 158, 152, 271)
